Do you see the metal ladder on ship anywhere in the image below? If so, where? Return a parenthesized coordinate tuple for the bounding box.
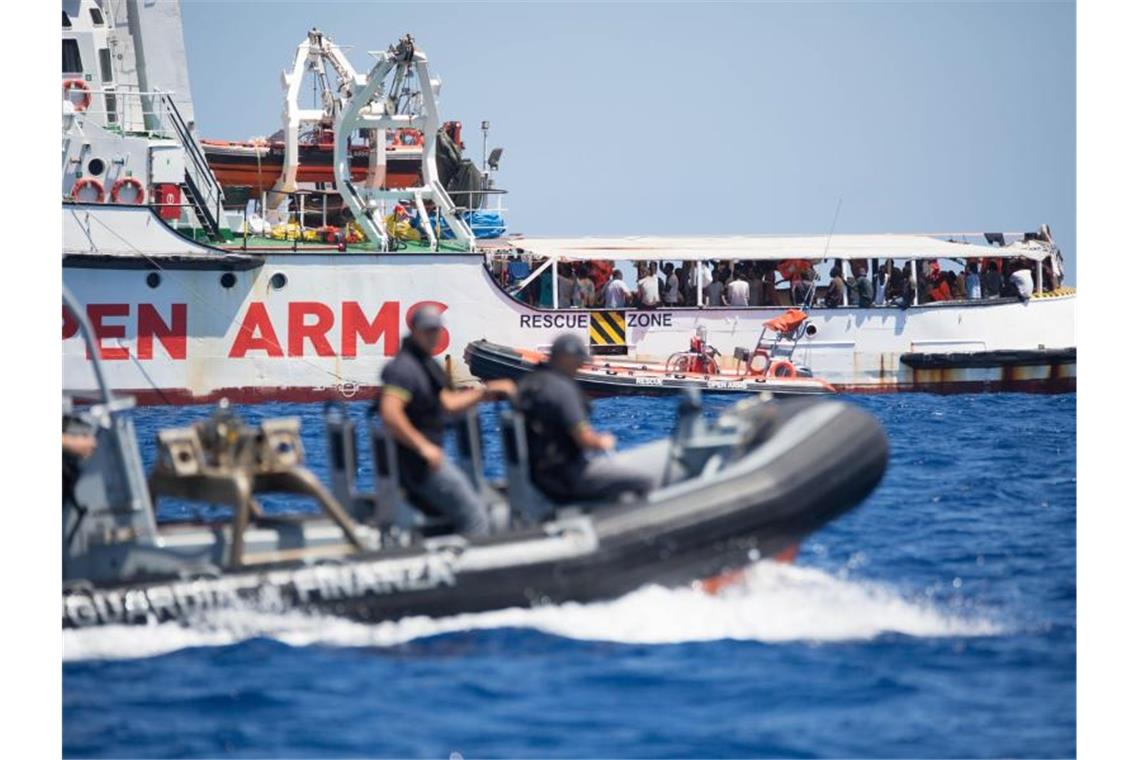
(158, 93, 227, 241)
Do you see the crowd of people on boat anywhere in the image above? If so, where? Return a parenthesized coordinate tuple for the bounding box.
(492, 253, 1059, 310)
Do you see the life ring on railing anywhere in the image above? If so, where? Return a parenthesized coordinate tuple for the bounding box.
(109, 176, 146, 205)
(768, 359, 798, 379)
(70, 177, 105, 203)
(63, 79, 91, 112)
(749, 349, 772, 376)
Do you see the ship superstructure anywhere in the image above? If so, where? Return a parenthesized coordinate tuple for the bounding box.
(63, 0, 227, 240)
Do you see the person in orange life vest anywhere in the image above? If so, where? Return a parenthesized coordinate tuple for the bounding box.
(928, 273, 953, 302)
(588, 261, 613, 294)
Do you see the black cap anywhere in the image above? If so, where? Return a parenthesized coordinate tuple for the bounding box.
(550, 333, 588, 361)
(410, 305, 444, 331)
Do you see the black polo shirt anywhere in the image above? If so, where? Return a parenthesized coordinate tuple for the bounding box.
(380, 337, 451, 483)
(518, 365, 591, 500)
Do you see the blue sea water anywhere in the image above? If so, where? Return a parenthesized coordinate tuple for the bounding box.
(62, 393, 1075, 758)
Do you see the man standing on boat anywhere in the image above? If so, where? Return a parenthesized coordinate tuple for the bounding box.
(380, 306, 515, 535)
(637, 263, 662, 308)
(706, 270, 727, 307)
(663, 263, 681, 307)
(572, 265, 597, 307)
(850, 265, 874, 308)
(557, 264, 575, 309)
(825, 266, 846, 308)
(602, 270, 634, 308)
(726, 267, 751, 307)
(519, 335, 653, 505)
(965, 263, 982, 300)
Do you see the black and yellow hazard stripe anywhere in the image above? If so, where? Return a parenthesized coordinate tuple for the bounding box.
(589, 310, 627, 354)
(1031, 286, 1076, 299)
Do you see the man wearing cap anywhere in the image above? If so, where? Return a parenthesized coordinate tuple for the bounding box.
(380, 306, 515, 534)
(518, 334, 653, 505)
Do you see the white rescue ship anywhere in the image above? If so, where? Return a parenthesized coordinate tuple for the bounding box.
(62, 1, 1075, 403)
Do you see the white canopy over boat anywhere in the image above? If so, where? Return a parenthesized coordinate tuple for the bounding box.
(513, 234, 1051, 262)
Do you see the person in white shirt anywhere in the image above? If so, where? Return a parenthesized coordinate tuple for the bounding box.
(637, 262, 662, 307)
(601, 270, 633, 308)
(726, 269, 750, 307)
(1010, 267, 1034, 302)
(873, 264, 889, 306)
(663, 263, 681, 306)
(964, 263, 982, 300)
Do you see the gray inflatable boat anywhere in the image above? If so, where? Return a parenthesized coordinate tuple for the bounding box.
(61, 290, 888, 629)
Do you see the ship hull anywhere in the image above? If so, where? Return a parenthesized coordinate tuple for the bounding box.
(63, 206, 1076, 403)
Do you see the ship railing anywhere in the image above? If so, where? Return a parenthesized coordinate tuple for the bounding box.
(67, 86, 227, 239)
(69, 85, 176, 138)
(157, 92, 227, 239)
(234, 180, 506, 246)
(444, 187, 509, 240)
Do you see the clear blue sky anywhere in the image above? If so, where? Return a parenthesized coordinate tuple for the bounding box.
(182, 0, 1075, 274)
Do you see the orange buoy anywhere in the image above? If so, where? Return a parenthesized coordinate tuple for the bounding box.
(768, 359, 798, 378)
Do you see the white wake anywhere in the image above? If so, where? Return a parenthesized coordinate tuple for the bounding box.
(63, 562, 1000, 662)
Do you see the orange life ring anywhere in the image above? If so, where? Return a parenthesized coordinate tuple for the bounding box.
(63, 79, 91, 112)
(749, 349, 772, 376)
(109, 176, 146, 205)
(768, 359, 798, 379)
(392, 128, 424, 147)
(70, 177, 105, 203)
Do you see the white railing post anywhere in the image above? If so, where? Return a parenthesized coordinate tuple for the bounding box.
(552, 257, 560, 308)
